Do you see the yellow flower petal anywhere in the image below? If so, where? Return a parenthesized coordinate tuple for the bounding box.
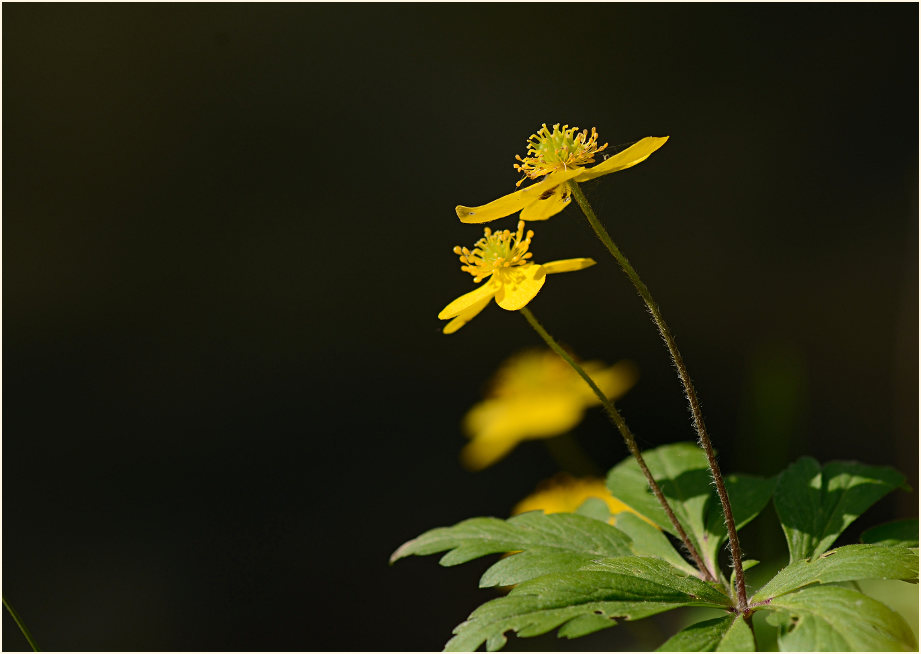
(459, 349, 640, 469)
(574, 360, 639, 405)
(460, 434, 520, 471)
(462, 395, 584, 470)
(512, 475, 657, 527)
(574, 136, 669, 182)
(438, 278, 499, 320)
(494, 264, 546, 311)
(443, 295, 492, 334)
(465, 395, 585, 444)
(456, 168, 584, 224)
(540, 258, 597, 275)
(519, 183, 573, 221)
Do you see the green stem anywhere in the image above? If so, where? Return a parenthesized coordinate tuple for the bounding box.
(519, 307, 716, 583)
(4, 597, 40, 652)
(568, 179, 749, 613)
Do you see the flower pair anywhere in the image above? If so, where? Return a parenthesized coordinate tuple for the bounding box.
(439, 124, 668, 333)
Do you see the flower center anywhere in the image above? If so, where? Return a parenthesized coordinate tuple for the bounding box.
(454, 221, 535, 282)
(513, 123, 607, 187)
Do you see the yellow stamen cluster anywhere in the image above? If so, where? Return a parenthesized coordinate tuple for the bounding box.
(513, 123, 608, 186)
(454, 221, 535, 282)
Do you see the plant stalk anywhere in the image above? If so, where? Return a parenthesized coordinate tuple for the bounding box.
(519, 307, 716, 583)
(567, 179, 748, 612)
(4, 596, 40, 652)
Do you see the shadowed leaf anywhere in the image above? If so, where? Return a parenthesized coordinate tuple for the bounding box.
(861, 519, 919, 548)
(606, 442, 774, 575)
(773, 457, 906, 563)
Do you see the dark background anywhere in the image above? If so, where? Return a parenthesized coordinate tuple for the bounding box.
(4, 3, 917, 651)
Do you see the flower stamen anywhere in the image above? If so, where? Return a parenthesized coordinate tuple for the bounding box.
(513, 123, 608, 187)
(455, 221, 535, 282)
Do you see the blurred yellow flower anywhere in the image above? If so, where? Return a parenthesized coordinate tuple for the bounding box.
(512, 474, 647, 526)
(455, 124, 668, 224)
(438, 221, 595, 334)
(460, 349, 638, 469)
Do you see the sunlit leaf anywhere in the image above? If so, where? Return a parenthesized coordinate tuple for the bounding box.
(445, 557, 731, 651)
(763, 585, 916, 651)
(390, 511, 633, 588)
(613, 511, 699, 576)
(751, 544, 918, 604)
(655, 614, 754, 652)
(575, 496, 614, 523)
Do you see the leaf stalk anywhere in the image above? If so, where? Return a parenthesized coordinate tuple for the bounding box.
(4, 596, 40, 652)
(567, 179, 748, 612)
(519, 306, 717, 583)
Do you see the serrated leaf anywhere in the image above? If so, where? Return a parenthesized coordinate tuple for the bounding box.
(655, 614, 754, 652)
(861, 519, 919, 548)
(606, 442, 774, 575)
(444, 558, 731, 651)
(613, 511, 699, 576)
(773, 457, 906, 563)
(764, 585, 916, 651)
(750, 544, 918, 603)
(581, 557, 732, 605)
(390, 511, 633, 587)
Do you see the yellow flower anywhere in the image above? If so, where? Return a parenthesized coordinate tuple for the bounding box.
(460, 348, 638, 470)
(512, 474, 649, 526)
(455, 124, 669, 224)
(438, 221, 595, 334)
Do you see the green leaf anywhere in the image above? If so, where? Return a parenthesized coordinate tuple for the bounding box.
(655, 614, 755, 652)
(390, 512, 633, 587)
(773, 457, 906, 563)
(575, 497, 613, 523)
(580, 557, 731, 605)
(751, 544, 919, 603)
(606, 442, 774, 574)
(444, 557, 731, 651)
(763, 585, 916, 651)
(613, 511, 699, 576)
(861, 519, 919, 548)
(606, 442, 710, 536)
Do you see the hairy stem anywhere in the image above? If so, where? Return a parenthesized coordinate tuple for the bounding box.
(568, 180, 748, 611)
(4, 597, 40, 652)
(519, 307, 716, 582)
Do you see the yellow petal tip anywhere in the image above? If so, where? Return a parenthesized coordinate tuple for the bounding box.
(456, 205, 483, 224)
(442, 320, 463, 334)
